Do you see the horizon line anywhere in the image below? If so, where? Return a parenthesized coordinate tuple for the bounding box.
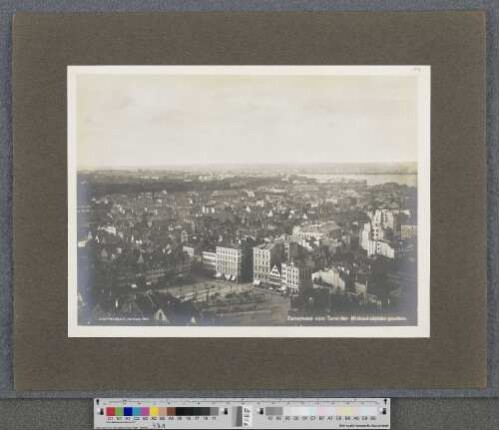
(77, 160, 417, 171)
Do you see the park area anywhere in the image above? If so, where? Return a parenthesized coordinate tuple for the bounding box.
(157, 276, 291, 326)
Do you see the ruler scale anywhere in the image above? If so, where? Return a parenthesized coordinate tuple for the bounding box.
(94, 398, 390, 429)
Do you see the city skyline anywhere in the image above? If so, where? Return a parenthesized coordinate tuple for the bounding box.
(77, 160, 418, 172)
(68, 66, 430, 337)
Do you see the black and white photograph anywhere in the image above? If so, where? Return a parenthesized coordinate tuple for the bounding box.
(68, 66, 430, 337)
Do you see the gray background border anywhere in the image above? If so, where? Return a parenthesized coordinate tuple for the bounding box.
(1, 398, 498, 430)
(0, 0, 497, 406)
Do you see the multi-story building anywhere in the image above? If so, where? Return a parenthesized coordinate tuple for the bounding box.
(360, 222, 388, 248)
(360, 223, 371, 251)
(201, 203, 216, 214)
(360, 222, 399, 259)
(401, 224, 417, 240)
(284, 241, 300, 261)
(216, 244, 252, 282)
(202, 251, 217, 274)
(366, 208, 405, 235)
(366, 238, 397, 259)
(183, 244, 201, 262)
(252, 242, 283, 284)
(281, 261, 312, 294)
(275, 235, 301, 261)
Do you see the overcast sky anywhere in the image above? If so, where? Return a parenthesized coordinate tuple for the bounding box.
(76, 72, 418, 169)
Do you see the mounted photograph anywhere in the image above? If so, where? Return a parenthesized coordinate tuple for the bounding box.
(68, 65, 430, 337)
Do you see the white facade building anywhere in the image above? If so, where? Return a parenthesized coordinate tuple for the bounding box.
(281, 262, 312, 294)
(216, 245, 250, 282)
(253, 243, 283, 284)
(202, 251, 217, 274)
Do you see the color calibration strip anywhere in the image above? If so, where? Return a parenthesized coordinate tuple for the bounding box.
(106, 406, 219, 417)
(95, 398, 390, 429)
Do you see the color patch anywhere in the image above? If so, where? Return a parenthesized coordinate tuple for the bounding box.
(105, 405, 222, 417)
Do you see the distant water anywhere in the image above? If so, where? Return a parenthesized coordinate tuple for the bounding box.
(303, 173, 417, 187)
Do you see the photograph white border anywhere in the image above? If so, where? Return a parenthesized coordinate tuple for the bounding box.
(68, 65, 430, 338)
